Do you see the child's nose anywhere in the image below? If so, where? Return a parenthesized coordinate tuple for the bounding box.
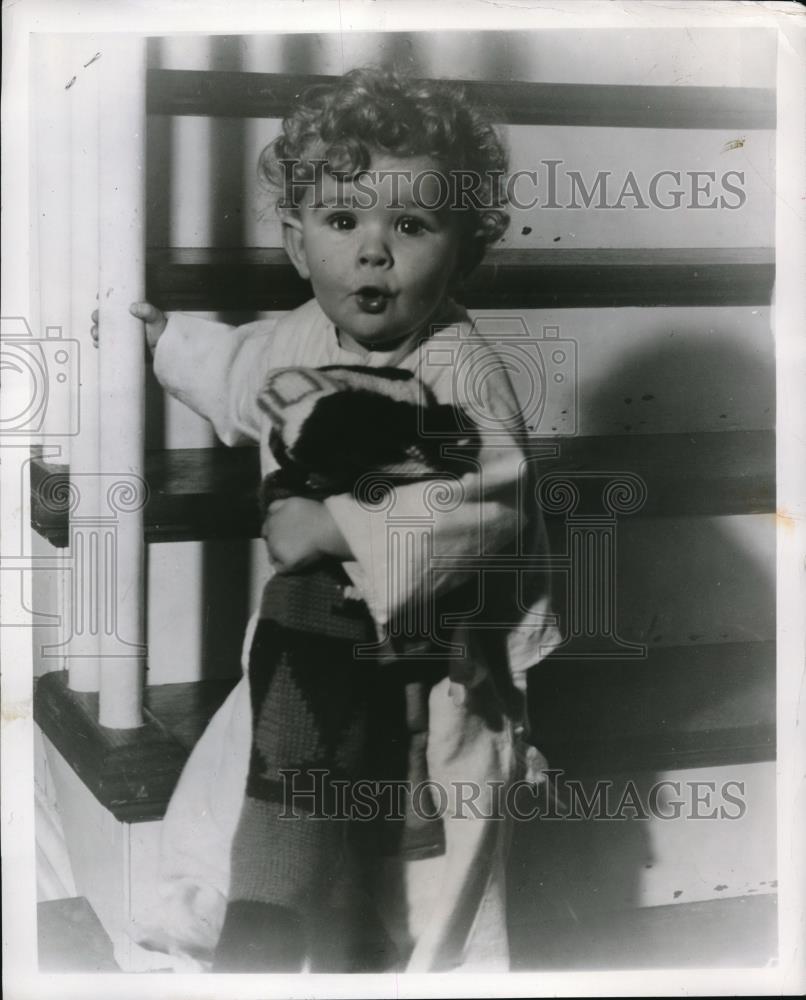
(357, 231, 392, 268)
(359, 247, 389, 266)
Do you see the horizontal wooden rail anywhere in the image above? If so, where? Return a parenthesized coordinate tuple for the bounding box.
(146, 69, 776, 130)
(29, 430, 774, 548)
(146, 247, 774, 312)
(34, 638, 775, 821)
(30, 446, 261, 547)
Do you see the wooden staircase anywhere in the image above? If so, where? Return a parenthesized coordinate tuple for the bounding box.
(31, 63, 777, 968)
(32, 419, 776, 818)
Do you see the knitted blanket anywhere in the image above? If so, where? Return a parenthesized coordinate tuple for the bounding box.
(213, 365, 481, 972)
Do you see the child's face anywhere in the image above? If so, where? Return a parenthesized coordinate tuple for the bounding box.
(282, 154, 463, 349)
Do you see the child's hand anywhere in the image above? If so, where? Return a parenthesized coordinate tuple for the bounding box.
(130, 302, 168, 353)
(263, 497, 352, 574)
(90, 302, 167, 354)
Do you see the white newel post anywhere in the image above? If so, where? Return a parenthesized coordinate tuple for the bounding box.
(33, 37, 73, 448)
(97, 36, 147, 728)
(67, 35, 102, 693)
(34, 37, 74, 685)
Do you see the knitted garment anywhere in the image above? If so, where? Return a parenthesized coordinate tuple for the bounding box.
(217, 569, 399, 971)
(214, 365, 480, 972)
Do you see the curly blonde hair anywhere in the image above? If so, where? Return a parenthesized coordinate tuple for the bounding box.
(259, 66, 510, 277)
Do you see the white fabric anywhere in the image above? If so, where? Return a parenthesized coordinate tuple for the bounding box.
(402, 675, 516, 971)
(154, 298, 560, 679)
(150, 298, 560, 970)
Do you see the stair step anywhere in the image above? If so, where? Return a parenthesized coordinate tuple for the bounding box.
(34, 671, 236, 822)
(35, 636, 773, 823)
(146, 246, 774, 312)
(31, 445, 261, 547)
(37, 896, 119, 972)
(146, 69, 775, 130)
(509, 892, 777, 970)
(529, 640, 775, 774)
(29, 429, 775, 548)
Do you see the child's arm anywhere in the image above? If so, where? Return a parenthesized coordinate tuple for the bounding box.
(323, 356, 528, 632)
(99, 303, 281, 446)
(263, 496, 352, 575)
(151, 310, 281, 446)
(124, 305, 353, 573)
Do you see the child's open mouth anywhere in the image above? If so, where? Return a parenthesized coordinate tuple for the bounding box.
(355, 286, 390, 314)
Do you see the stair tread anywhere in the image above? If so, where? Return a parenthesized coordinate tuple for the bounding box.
(34, 672, 236, 823)
(29, 429, 775, 548)
(509, 892, 777, 970)
(146, 245, 775, 311)
(144, 676, 237, 751)
(34, 636, 774, 823)
(530, 639, 775, 774)
(146, 68, 776, 130)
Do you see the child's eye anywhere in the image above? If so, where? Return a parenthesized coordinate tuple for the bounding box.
(328, 214, 356, 231)
(397, 216, 428, 236)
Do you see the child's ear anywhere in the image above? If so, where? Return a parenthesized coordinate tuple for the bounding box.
(279, 209, 310, 280)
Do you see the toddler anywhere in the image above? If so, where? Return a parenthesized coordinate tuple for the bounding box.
(121, 66, 558, 972)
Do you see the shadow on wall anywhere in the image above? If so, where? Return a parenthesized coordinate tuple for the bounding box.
(509, 324, 775, 968)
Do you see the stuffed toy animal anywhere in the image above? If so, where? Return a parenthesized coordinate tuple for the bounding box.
(258, 363, 478, 497)
(214, 365, 485, 972)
